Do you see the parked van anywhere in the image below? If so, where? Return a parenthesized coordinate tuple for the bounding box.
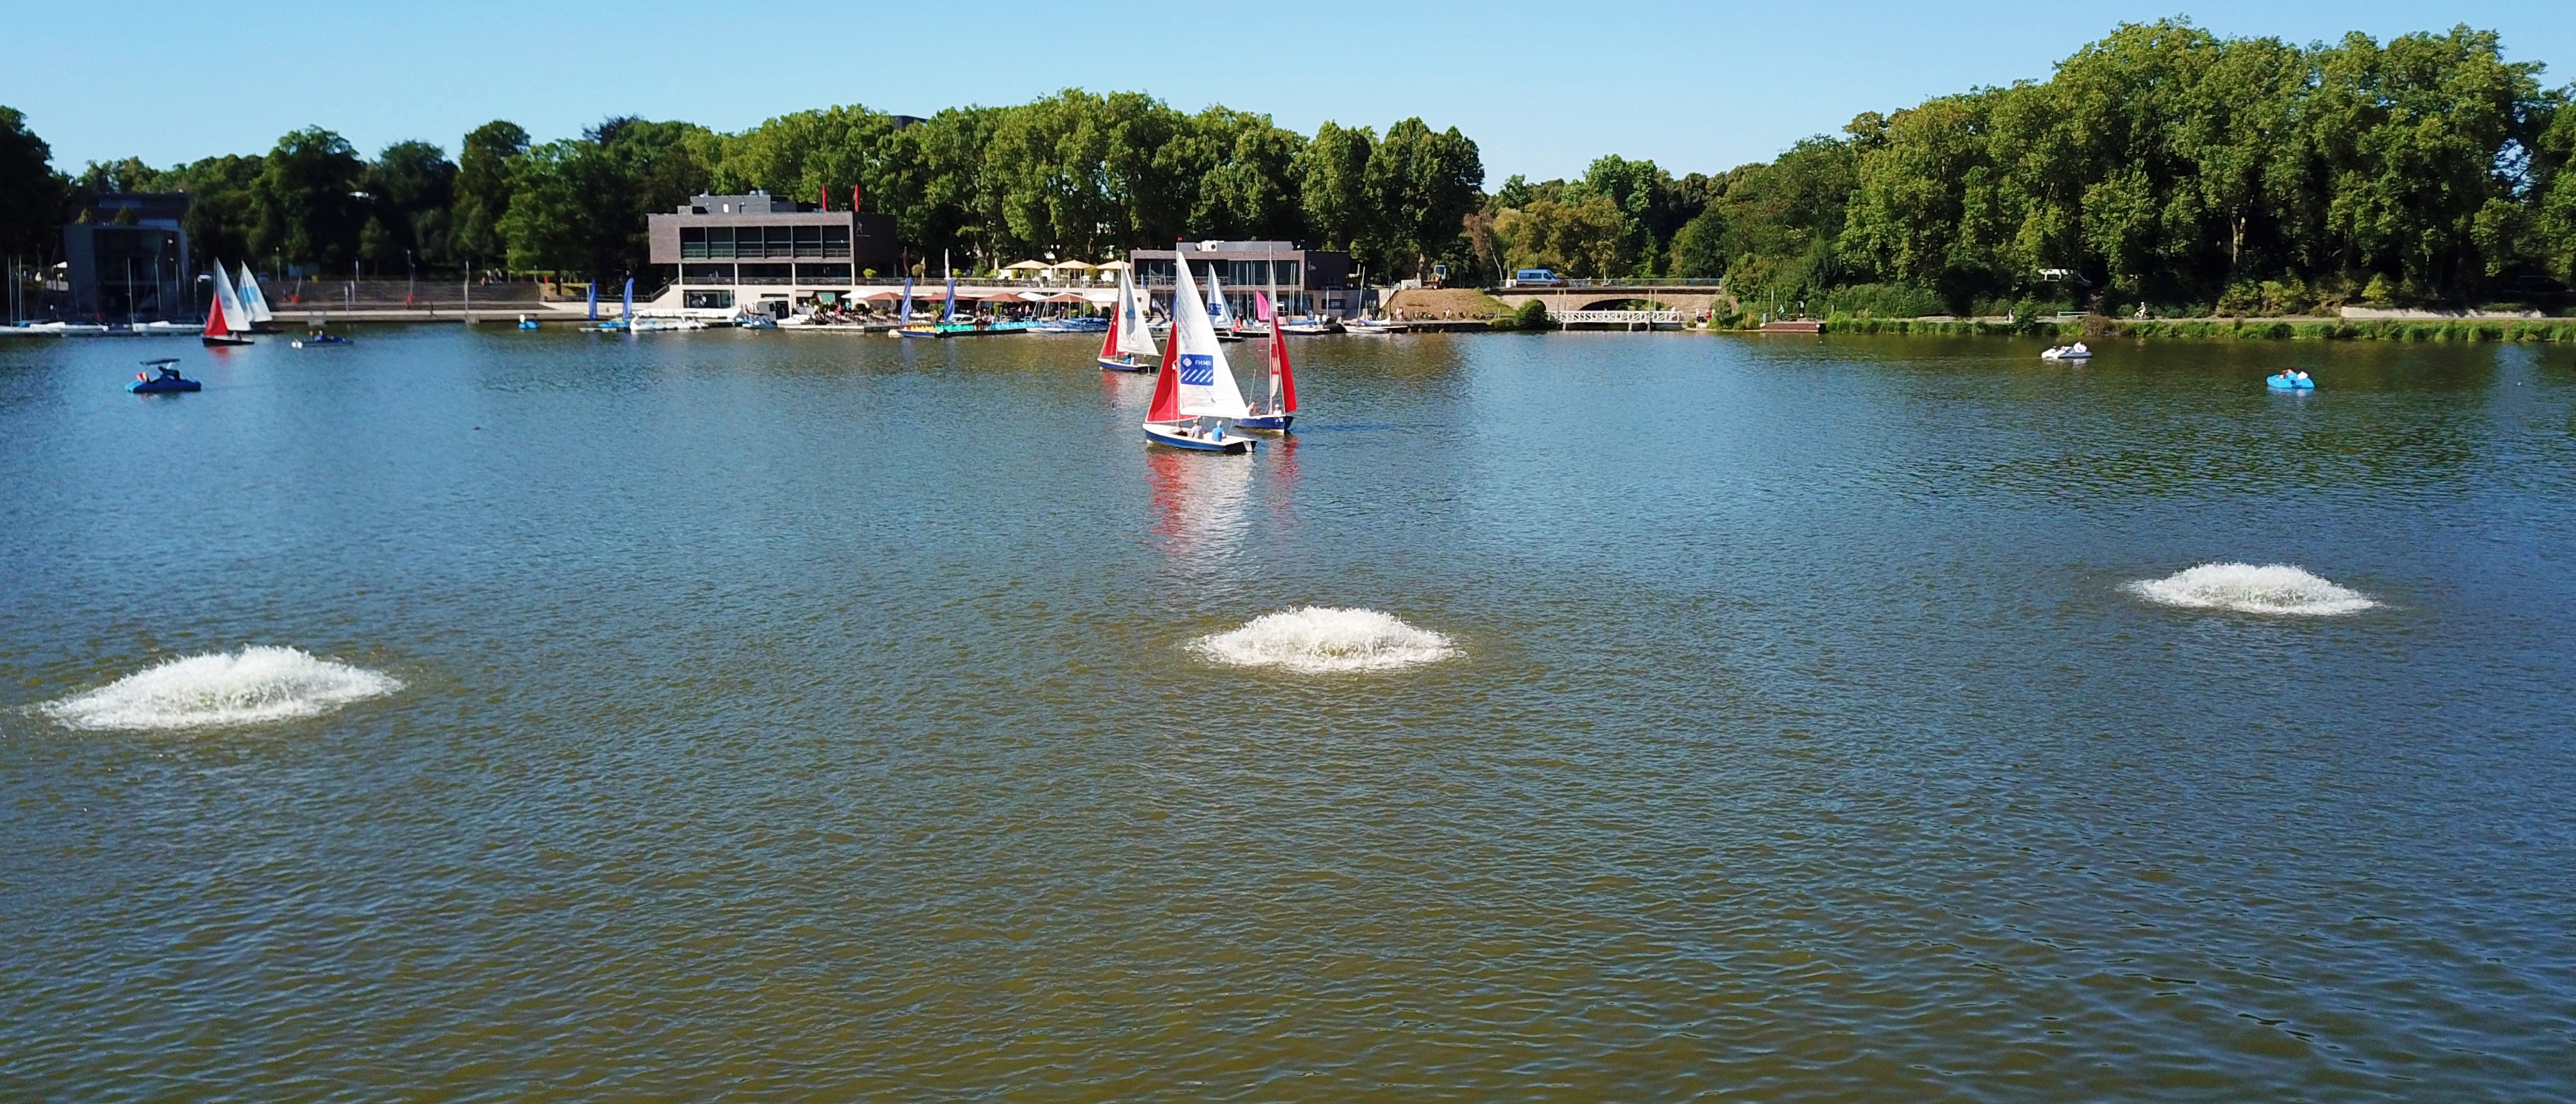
(1510, 269, 1563, 287)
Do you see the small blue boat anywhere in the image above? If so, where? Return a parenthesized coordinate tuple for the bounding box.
(128, 359, 199, 393)
(2266, 372, 2315, 391)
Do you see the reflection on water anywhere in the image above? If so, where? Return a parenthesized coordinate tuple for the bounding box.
(1144, 446, 1253, 567)
(3, 328, 2574, 1102)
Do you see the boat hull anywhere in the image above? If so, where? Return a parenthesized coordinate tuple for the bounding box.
(128, 380, 199, 393)
(1235, 414, 1293, 431)
(1142, 422, 1255, 453)
(1098, 355, 1152, 373)
(201, 335, 252, 347)
(2265, 376, 2315, 391)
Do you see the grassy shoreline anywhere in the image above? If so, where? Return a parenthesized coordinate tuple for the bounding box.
(1776, 316, 2576, 342)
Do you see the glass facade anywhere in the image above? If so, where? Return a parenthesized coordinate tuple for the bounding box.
(679, 225, 851, 260)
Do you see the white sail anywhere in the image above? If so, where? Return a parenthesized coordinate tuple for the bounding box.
(1206, 269, 1236, 329)
(1170, 252, 1249, 420)
(236, 264, 274, 324)
(1115, 267, 1159, 358)
(211, 263, 252, 334)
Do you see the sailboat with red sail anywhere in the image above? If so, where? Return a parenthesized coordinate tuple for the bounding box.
(201, 263, 253, 347)
(1141, 249, 1255, 453)
(1237, 291, 1297, 431)
(1098, 266, 1158, 371)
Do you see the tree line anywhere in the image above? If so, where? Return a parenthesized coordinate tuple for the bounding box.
(5, 19, 2572, 312)
(0, 94, 1483, 286)
(1485, 21, 2576, 314)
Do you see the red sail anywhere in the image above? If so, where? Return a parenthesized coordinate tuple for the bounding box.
(1099, 309, 1119, 360)
(1271, 327, 1297, 413)
(1145, 346, 1181, 422)
(203, 289, 230, 337)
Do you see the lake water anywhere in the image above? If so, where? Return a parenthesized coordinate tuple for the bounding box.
(4, 327, 2573, 1102)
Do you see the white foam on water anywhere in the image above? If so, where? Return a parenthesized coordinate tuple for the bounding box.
(40, 646, 403, 731)
(2124, 563, 2379, 616)
(1192, 607, 1458, 673)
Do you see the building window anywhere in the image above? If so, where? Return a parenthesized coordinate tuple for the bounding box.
(791, 225, 822, 258)
(705, 227, 736, 259)
(1276, 261, 1299, 287)
(680, 227, 708, 259)
(738, 263, 792, 285)
(684, 290, 735, 309)
(682, 263, 736, 285)
(796, 263, 851, 283)
(822, 225, 850, 258)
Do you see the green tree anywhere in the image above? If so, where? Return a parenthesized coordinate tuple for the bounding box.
(364, 140, 457, 269)
(162, 155, 262, 273)
(1364, 118, 1483, 278)
(250, 127, 367, 270)
(0, 107, 66, 265)
(452, 120, 527, 266)
(1294, 121, 1375, 252)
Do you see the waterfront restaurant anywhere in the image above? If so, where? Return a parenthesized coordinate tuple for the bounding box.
(645, 191, 900, 315)
(1126, 241, 1356, 318)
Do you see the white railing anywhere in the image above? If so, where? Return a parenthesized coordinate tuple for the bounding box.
(1557, 309, 1686, 325)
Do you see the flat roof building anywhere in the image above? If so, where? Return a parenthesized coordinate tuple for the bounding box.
(646, 191, 900, 314)
(63, 193, 191, 322)
(1127, 241, 1357, 318)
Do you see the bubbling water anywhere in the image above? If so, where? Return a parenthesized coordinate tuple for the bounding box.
(1192, 607, 1458, 673)
(2125, 563, 2379, 616)
(41, 646, 403, 731)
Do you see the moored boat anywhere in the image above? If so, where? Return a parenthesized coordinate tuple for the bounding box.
(2266, 371, 2315, 391)
(2040, 341, 2092, 361)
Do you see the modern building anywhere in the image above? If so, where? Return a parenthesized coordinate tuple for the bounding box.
(1127, 241, 1357, 318)
(645, 191, 900, 315)
(63, 193, 191, 322)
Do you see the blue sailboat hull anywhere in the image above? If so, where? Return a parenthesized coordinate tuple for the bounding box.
(1142, 422, 1255, 453)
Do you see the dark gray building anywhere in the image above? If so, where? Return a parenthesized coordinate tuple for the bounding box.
(1127, 241, 1356, 318)
(646, 191, 900, 313)
(63, 193, 191, 322)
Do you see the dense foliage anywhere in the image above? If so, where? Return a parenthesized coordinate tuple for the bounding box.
(1488, 21, 2576, 312)
(10, 18, 2575, 312)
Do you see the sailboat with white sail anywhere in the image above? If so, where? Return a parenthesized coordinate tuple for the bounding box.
(1141, 250, 1256, 454)
(1205, 269, 1246, 342)
(1098, 267, 1159, 372)
(201, 262, 253, 346)
(236, 263, 279, 332)
(1237, 291, 1297, 431)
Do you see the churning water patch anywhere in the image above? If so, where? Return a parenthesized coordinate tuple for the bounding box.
(1192, 607, 1458, 673)
(41, 646, 403, 731)
(2125, 563, 2379, 616)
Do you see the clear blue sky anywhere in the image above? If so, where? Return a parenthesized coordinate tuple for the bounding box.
(9, 1, 2571, 184)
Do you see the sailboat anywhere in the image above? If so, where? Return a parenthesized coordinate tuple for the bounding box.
(201, 263, 253, 346)
(236, 264, 279, 332)
(1205, 269, 1246, 342)
(1098, 267, 1159, 371)
(1237, 291, 1297, 431)
(1142, 249, 1256, 454)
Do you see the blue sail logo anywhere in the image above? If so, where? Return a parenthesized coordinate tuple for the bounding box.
(1177, 354, 1215, 386)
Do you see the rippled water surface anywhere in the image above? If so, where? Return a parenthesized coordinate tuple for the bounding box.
(5, 328, 2574, 1101)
